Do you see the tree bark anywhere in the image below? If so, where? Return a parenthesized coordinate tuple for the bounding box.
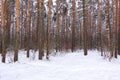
(115, 0, 119, 58)
(1, 0, 9, 63)
(82, 0, 88, 55)
(26, 0, 31, 58)
(14, 0, 20, 62)
(46, 0, 52, 59)
(55, 0, 59, 52)
(71, 0, 76, 52)
(37, 0, 45, 60)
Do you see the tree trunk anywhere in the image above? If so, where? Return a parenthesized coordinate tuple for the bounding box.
(27, 0, 31, 58)
(118, 0, 120, 55)
(106, 0, 112, 59)
(14, 0, 20, 62)
(82, 0, 88, 55)
(37, 0, 45, 60)
(98, 0, 103, 56)
(55, 0, 59, 52)
(1, 0, 8, 63)
(71, 0, 76, 52)
(46, 0, 52, 59)
(115, 0, 119, 58)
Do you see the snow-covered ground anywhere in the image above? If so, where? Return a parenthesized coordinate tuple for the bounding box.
(0, 50, 120, 80)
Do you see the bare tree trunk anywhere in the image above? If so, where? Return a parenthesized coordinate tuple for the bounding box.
(46, 0, 52, 59)
(1, 0, 6, 63)
(1, 0, 9, 63)
(118, 0, 120, 55)
(37, 0, 45, 60)
(82, 0, 87, 55)
(71, 0, 76, 52)
(106, 0, 112, 60)
(14, 0, 20, 62)
(55, 0, 59, 52)
(77, 1, 82, 49)
(65, 1, 69, 51)
(26, 0, 31, 58)
(85, 5, 90, 49)
(61, 0, 66, 51)
(115, 0, 119, 58)
(98, 0, 103, 56)
(112, 0, 116, 57)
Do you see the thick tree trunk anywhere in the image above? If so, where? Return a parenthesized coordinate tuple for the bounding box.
(37, 0, 45, 60)
(1, 0, 8, 63)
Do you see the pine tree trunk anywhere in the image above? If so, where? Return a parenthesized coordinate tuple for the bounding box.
(118, 0, 120, 55)
(111, 0, 116, 57)
(27, 0, 31, 58)
(55, 0, 59, 52)
(98, 0, 103, 56)
(1, 0, 8, 63)
(37, 0, 45, 60)
(46, 0, 52, 59)
(115, 0, 119, 58)
(82, 0, 87, 55)
(71, 0, 76, 52)
(106, 0, 112, 59)
(14, 0, 20, 62)
(65, 1, 69, 51)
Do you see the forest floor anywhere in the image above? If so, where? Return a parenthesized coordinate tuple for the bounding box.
(0, 50, 120, 80)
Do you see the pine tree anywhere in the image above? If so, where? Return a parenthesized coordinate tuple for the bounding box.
(37, 0, 45, 60)
(115, 0, 119, 58)
(55, 0, 59, 52)
(118, 0, 120, 55)
(26, 0, 31, 58)
(71, 0, 76, 52)
(14, 0, 20, 62)
(46, 0, 52, 59)
(82, 0, 88, 55)
(106, 0, 112, 59)
(98, 0, 103, 56)
(1, 0, 9, 63)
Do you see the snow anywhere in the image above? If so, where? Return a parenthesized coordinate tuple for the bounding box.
(0, 50, 120, 80)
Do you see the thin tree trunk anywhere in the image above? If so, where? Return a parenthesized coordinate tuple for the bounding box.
(71, 0, 76, 52)
(46, 0, 52, 59)
(115, 0, 119, 58)
(82, 0, 87, 55)
(118, 0, 120, 55)
(55, 0, 59, 52)
(98, 0, 103, 56)
(27, 0, 31, 58)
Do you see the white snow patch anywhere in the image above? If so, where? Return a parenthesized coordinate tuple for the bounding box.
(0, 50, 120, 80)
